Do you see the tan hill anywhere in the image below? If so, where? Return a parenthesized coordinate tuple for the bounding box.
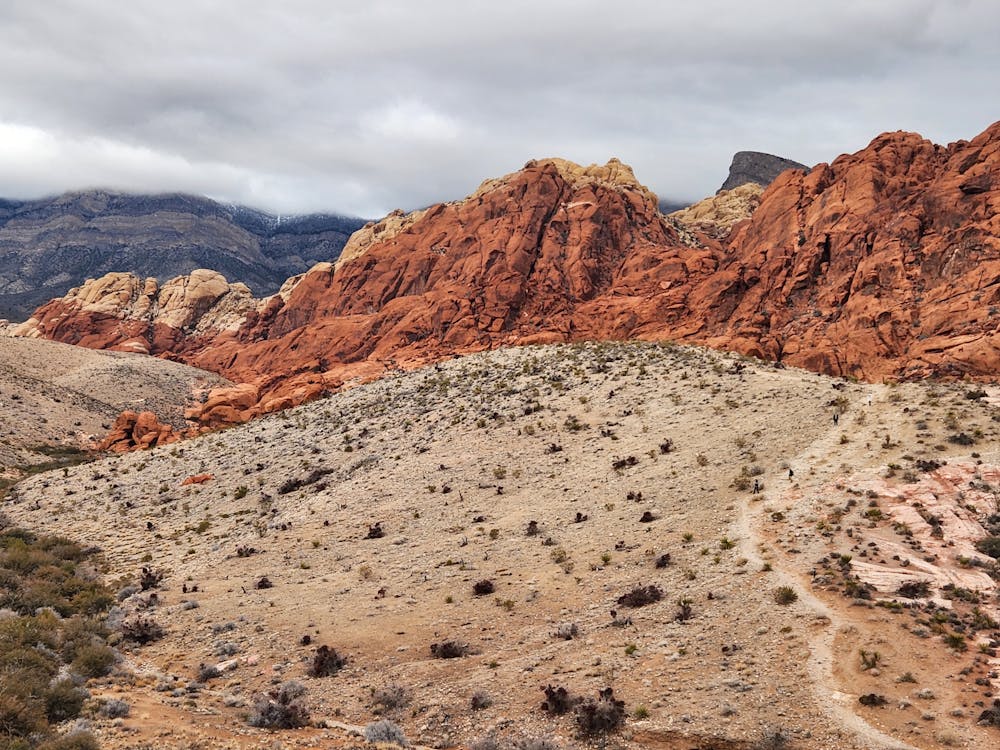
(0, 335, 230, 481)
(3, 342, 998, 750)
(668, 182, 765, 235)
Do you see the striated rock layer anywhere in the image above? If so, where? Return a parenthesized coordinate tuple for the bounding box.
(17, 122, 1000, 429)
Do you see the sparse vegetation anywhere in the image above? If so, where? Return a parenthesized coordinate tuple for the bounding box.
(773, 586, 797, 605)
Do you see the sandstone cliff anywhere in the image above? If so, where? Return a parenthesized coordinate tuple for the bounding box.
(17, 121, 1000, 429)
(669, 182, 764, 235)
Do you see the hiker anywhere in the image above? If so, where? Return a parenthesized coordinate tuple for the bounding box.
(788, 467, 794, 480)
(752, 478, 761, 494)
(833, 412, 839, 425)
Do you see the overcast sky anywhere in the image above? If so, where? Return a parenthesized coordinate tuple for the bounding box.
(0, 0, 997, 218)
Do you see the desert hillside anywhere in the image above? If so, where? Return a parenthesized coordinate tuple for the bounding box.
(3, 342, 997, 749)
(0, 336, 229, 480)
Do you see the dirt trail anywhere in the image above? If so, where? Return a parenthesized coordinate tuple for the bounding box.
(736, 385, 919, 750)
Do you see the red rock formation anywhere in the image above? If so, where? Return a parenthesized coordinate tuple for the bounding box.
(181, 473, 214, 485)
(698, 121, 1000, 380)
(99, 410, 179, 452)
(17, 121, 1000, 431)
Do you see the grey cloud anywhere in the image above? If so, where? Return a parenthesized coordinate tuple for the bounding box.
(0, 0, 997, 217)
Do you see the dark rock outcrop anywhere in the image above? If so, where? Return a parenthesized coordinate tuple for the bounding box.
(719, 151, 808, 192)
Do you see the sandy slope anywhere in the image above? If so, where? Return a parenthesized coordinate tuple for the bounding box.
(0, 335, 229, 471)
(3, 342, 998, 750)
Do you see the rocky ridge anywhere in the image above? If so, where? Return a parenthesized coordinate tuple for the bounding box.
(667, 182, 765, 236)
(15, 121, 1000, 429)
(0, 189, 365, 319)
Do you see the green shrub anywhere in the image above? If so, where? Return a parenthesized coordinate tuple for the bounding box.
(975, 536, 1000, 559)
(773, 586, 798, 605)
(70, 643, 117, 678)
(44, 679, 86, 723)
(37, 732, 100, 750)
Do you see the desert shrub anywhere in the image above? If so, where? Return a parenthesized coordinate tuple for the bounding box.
(248, 682, 309, 729)
(574, 688, 625, 737)
(947, 432, 975, 445)
(554, 622, 578, 640)
(70, 643, 117, 678)
(975, 536, 1000, 559)
(0, 691, 47, 739)
(307, 645, 346, 677)
(138, 567, 163, 591)
(430, 640, 470, 659)
(473, 579, 495, 596)
(978, 698, 1000, 727)
(373, 683, 408, 712)
(470, 690, 493, 710)
(198, 663, 222, 682)
(98, 697, 130, 718)
(675, 598, 694, 621)
(858, 693, 887, 707)
(616, 585, 662, 608)
(541, 685, 575, 715)
(36, 731, 100, 750)
(773, 586, 798, 605)
(44, 679, 86, 723)
(654, 553, 671, 568)
(277, 467, 334, 495)
(470, 733, 502, 750)
(364, 719, 407, 746)
(754, 727, 790, 750)
(896, 580, 931, 598)
(514, 737, 560, 750)
(120, 615, 163, 644)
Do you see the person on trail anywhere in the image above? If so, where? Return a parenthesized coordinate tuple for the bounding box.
(788, 467, 794, 480)
(833, 412, 839, 425)
(752, 478, 761, 494)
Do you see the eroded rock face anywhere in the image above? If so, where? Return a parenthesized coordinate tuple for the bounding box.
(15, 269, 258, 355)
(669, 183, 764, 236)
(18, 122, 1000, 430)
(701, 122, 1000, 380)
(99, 410, 179, 452)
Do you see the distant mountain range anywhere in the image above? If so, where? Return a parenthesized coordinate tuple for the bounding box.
(0, 190, 366, 319)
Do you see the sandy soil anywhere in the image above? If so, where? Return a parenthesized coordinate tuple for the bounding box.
(0, 336, 229, 471)
(3, 342, 998, 749)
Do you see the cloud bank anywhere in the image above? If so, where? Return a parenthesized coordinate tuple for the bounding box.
(0, 0, 997, 217)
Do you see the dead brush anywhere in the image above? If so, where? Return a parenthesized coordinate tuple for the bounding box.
(575, 687, 625, 737)
(616, 584, 663, 608)
(430, 640, 472, 659)
(307, 645, 346, 677)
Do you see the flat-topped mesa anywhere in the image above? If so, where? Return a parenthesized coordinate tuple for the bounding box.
(719, 151, 808, 192)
